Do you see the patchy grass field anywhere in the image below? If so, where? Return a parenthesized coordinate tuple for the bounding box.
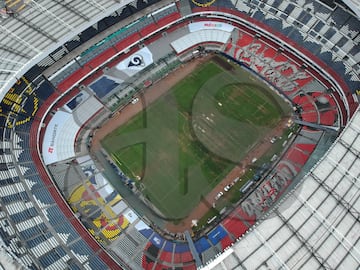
(102, 57, 290, 219)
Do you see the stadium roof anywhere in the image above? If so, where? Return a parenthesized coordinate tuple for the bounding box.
(1, 0, 360, 269)
(343, 0, 360, 17)
(0, 0, 134, 101)
(201, 107, 360, 269)
(0, 0, 359, 104)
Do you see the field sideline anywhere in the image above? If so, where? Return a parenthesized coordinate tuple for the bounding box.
(102, 57, 290, 219)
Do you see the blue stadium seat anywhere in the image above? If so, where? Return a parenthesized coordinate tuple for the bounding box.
(88, 256, 108, 269)
(32, 187, 55, 205)
(53, 223, 80, 244)
(35, 80, 56, 102)
(19, 222, 48, 240)
(69, 239, 94, 258)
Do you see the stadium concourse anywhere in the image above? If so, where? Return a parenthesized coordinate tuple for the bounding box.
(0, 0, 359, 270)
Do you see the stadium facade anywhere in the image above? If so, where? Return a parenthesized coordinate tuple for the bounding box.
(0, 0, 359, 269)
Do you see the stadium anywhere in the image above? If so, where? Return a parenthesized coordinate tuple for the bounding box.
(0, 0, 359, 269)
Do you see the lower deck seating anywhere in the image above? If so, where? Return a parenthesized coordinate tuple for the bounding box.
(286, 147, 310, 166)
(142, 242, 157, 270)
(222, 214, 249, 239)
(220, 235, 233, 250)
(236, 208, 256, 226)
(159, 250, 173, 264)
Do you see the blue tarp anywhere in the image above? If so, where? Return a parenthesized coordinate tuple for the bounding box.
(194, 237, 211, 253)
(89, 76, 119, 98)
(208, 225, 228, 245)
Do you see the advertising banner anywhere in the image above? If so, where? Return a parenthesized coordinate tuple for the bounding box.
(42, 111, 79, 165)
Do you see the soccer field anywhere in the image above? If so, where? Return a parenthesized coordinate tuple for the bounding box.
(102, 57, 290, 219)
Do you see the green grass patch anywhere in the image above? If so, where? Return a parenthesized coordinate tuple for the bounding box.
(102, 57, 290, 219)
(193, 207, 219, 231)
(215, 83, 282, 127)
(112, 143, 144, 179)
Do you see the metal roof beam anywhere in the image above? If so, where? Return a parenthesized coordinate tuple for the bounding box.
(14, 15, 57, 42)
(52, 0, 89, 22)
(28, 0, 75, 32)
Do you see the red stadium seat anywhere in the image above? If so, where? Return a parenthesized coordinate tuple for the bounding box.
(222, 214, 249, 238)
(220, 235, 233, 250)
(236, 208, 256, 225)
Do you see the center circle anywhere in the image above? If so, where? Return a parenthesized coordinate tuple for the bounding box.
(192, 74, 285, 163)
